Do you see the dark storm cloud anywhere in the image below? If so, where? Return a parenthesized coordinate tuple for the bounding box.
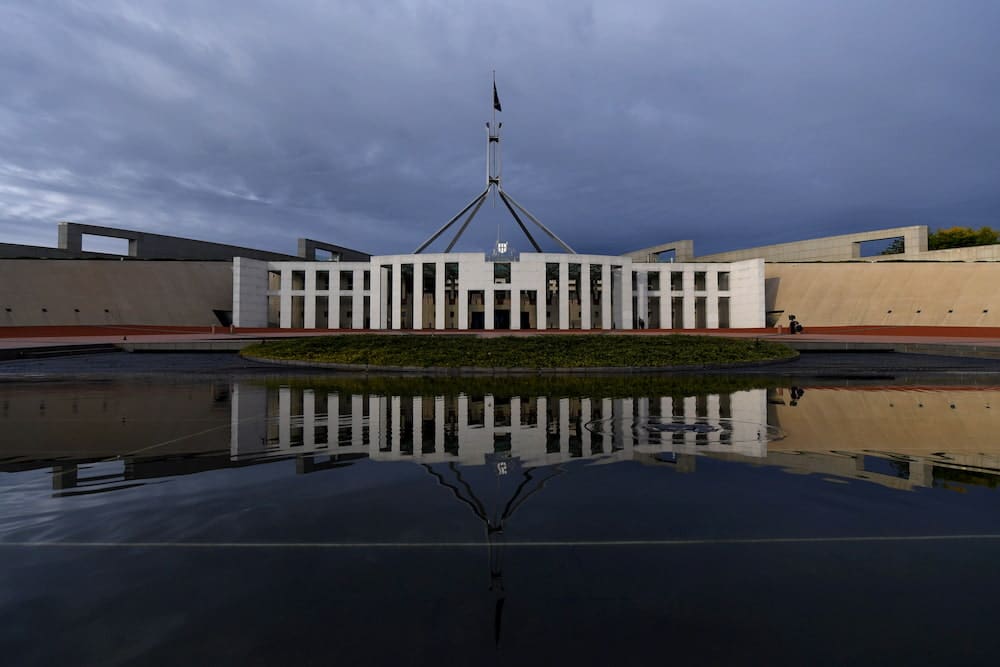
(1, 0, 998, 256)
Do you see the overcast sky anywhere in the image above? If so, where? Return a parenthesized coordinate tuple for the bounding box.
(1, 0, 998, 257)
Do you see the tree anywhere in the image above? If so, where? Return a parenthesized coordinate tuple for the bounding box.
(928, 226, 999, 250)
(880, 238, 905, 255)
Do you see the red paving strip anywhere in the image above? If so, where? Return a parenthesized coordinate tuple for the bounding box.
(1, 324, 1000, 339)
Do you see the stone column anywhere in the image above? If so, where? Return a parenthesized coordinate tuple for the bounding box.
(458, 282, 469, 330)
(391, 261, 402, 330)
(511, 289, 522, 330)
(636, 270, 648, 329)
(279, 386, 291, 447)
(279, 268, 292, 329)
(659, 269, 671, 329)
(304, 269, 316, 329)
(435, 396, 445, 452)
(707, 269, 720, 328)
(683, 270, 695, 330)
(601, 264, 612, 330)
(413, 396, 424, 453)
(559, 261, 569, 329)
(303, 389, 315, 447)
(352, 269, 365, 329)
(435, 261, 446, 329)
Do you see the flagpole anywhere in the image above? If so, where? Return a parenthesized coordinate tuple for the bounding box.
(488, 70, 497, 208)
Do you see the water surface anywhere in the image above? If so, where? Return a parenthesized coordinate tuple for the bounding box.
(3, 364, 1000, 665)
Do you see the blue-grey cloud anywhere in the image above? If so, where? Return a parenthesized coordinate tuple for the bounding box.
(1, 0, 998, 256)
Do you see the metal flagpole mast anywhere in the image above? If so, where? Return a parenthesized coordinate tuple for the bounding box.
(413, 74, 576, 254)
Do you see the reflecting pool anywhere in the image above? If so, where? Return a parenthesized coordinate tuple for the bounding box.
(3, 371, 1000, 664)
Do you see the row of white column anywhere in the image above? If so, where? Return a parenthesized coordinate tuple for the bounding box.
(633, 268, 729, 328)
(374, 260, 626, 330)
(255, 390, 766, 464)
(275, 266, 368, 329)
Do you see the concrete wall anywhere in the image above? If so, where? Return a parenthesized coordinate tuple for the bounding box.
(297, 238, 371, 262)
(0, 259, 233, 326)
(694, 226, 928, 262)
(58, 222, 302, 261)
(870, 244, 1000, 262)
(0, 243, 117, 259)
(765, 262, 1000, 327)
(233, 258, 269, 327)
(625, 240, 695, 263)
(628, 227, 1000, 263)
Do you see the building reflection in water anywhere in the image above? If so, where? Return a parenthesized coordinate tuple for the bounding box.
(3, 380, 1000, 497)
(230, 385, 772, 469)
(228, 382, 775, 646)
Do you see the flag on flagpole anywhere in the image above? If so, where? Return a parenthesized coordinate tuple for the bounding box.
(493, 82, 502, 112)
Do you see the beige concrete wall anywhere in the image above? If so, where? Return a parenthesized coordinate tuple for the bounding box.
(0, 259, 233, 326)
(769, 388, 999, 456)
(695, 226, 928, 262)
(627, 227, 1000, 263)
(0, 382, 232, 457)
(624, 240, 694, 262)
(871, 244, 1000, 262)
(766, 262, 1000, 327)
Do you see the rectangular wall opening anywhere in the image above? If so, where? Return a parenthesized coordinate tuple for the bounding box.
(611, 266, 622, 329)
(520, 290, 537, 329)
(81, 234, 129, 256)
(316, 296, 329, 328)
(647, 296, 660, 328)
(267, 296, 280, 327)
(590, 264, 603, 329)
(545, 262, 559, 329)
(339, 295, 352, 329)
(568, 263, 581, 329)
(859, 237, 905, 257)
(494, 290, 510, 329)
(672, 297, 684, 329)
(445, 263, 459, 329)
(291, 296, 305, 328)
(468, 291, 485, 329)
(400, 264, 414, 329)
(422, 263, 436, 328)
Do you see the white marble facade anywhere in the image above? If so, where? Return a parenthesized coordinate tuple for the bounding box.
(233, 253, 765, 330)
